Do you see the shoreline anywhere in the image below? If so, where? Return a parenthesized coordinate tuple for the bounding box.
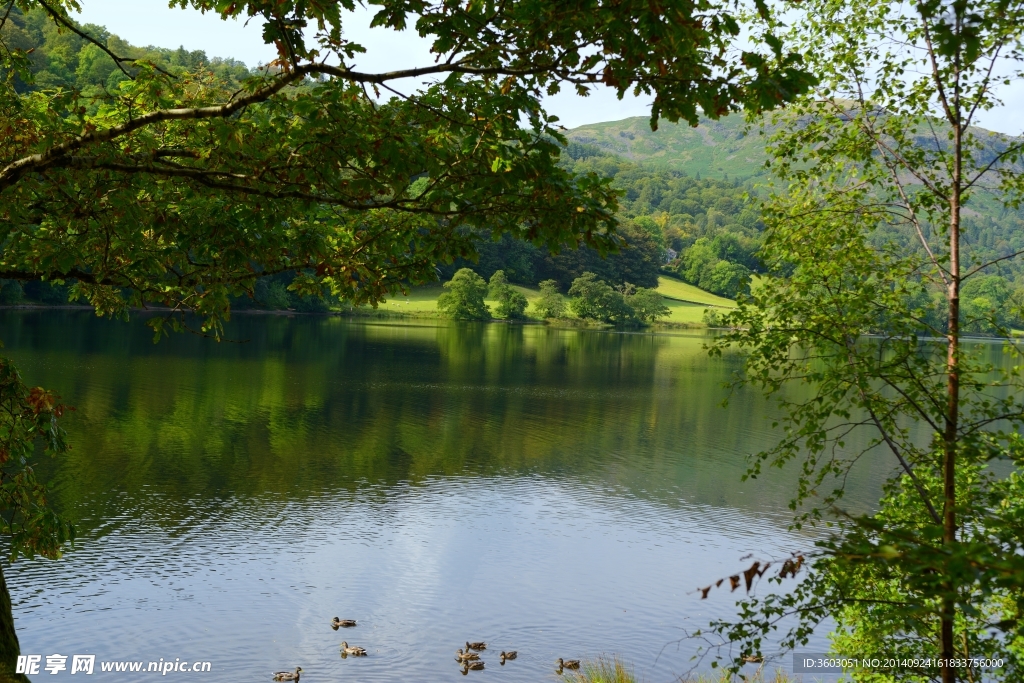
(0, 303, 707, 331)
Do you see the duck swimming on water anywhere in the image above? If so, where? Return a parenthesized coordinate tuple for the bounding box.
(331, 618, 357, 629)
(340, 642, 367, 656)
(272, 668, 302, 682)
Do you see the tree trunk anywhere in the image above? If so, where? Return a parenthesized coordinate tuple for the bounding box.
(0, 562, 29, 683)
(940, 108, 963, 683)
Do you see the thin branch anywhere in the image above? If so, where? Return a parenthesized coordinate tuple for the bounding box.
(844, 341, 942, 524)
(962, 247, 1024, 279)
(964, 141, 1024, 189)
(876, 148, 950, 285)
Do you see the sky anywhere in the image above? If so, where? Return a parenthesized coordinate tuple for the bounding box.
(74, 0, 1024, 136)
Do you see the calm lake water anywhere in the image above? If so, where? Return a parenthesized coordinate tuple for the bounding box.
(0, 311, 892, 682)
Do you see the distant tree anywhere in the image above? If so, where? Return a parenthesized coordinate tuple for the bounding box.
(533, 279, 566, 319)
(488, 270, 509, 287)
(489, 270, 528, 319)
(702, 307, 723, 327)
(676, 235, 753, 298)
(679, 237, 719, 284)
(960, 274, 1012, 333)
(568, 272, 636, 324)
(624, 286, 669, 323)
(699, 260, 751, 299)
(21, 281, 67, 304)
(631, 215, 666, 247)
(438, 269, 490, 320)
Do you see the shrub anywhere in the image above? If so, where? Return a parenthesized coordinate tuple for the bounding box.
(562, 657, 635, 683)
(702, 307, 723, 327)
(438, 268, 490, 320)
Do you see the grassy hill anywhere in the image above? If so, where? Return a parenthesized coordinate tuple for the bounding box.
(566, 113, 775, 180)
(567, 111, 1021, 183)
(656, 276, 736, 307)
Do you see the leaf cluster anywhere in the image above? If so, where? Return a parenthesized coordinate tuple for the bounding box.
(0, 354, 74, 561)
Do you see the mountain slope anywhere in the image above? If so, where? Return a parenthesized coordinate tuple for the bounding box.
(566, 113, 774, 180)
(567, 111, 1021, 182)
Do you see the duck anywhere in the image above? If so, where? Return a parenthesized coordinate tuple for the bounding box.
(340, 642, 367, 656)
(461, 660, 485, 672)
(499, 651, 517, 664)
(556, 658, 580, 671)
(331, 618, 357, 629)
(455, 649, 480, 663)
(272, 668, 302, 682)
(466, 641, 487, 651)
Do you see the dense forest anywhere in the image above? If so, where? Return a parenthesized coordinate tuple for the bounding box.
(5, 4, 1024, 323)
(449, 142, 764, 298)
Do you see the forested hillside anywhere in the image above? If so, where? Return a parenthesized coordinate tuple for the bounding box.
(563, 115, 1024, 326)
(568, 113, 773, 180)
(449, 142, 762, 297)
(1, 6, 250, 94)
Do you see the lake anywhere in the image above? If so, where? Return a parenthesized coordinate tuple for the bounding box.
(0, 311, 890, 682)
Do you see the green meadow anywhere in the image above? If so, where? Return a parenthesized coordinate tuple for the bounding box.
(361, 276, 735, 325)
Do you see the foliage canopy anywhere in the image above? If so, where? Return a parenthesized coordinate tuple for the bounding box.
(488, 270, 528, 320)
(437, 268, 489, 320)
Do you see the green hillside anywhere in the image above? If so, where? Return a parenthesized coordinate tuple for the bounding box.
(567, 111, 1020, 182)
(567, 113, 775, 180)
(656, 276, 736, 308)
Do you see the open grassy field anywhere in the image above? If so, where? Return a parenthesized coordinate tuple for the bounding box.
(656, 276, 737, 308)
(360, 278, 732, 326)
(367, 284, 542, 316)
(661, 298, 716, 324)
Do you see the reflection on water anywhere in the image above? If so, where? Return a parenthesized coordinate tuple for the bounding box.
(0, 312, 888, 681)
